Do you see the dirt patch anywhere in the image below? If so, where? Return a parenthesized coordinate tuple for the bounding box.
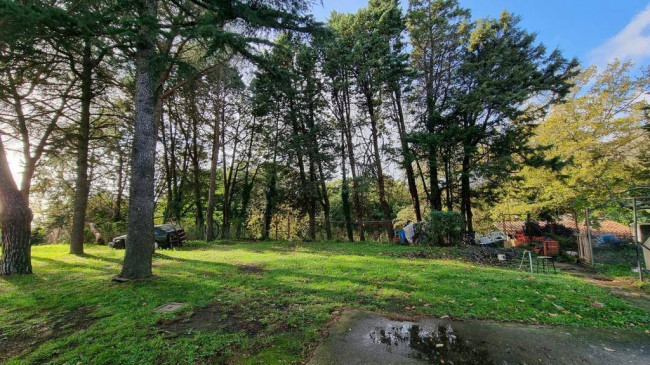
(555, 262, 650, 311)
(159, 301, 264, 336)
(235, 263, 264, 274)
(0, 307, 96, 362)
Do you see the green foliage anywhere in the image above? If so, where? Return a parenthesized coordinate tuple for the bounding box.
(492, 61, 650, 223)
(422, 210, 464, 245)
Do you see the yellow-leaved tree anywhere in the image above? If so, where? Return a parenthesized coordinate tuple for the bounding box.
(493, 61, 649, 222)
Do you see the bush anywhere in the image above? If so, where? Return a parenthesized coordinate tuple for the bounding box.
(422, 211, 464, 246)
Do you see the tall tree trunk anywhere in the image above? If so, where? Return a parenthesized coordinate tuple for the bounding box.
(262, 116, 281, 240)
(307, 157, 317, 241)
(428, 142, 442, 211)
(70, 40, 93, 255)
(159, 102, 173, 222)
(461, 152, 472, 232)
(306, 93, 331, 241)
(205, 95, 221, 241)
(345, 122, 365, 241)
(118, 0, 157, 280)
(113, 147, 124, 222)
(365, 88, 393, 240)
(334, 84, 364, 241)
(189, 86, 204, 229)
(444, 152, 453, 211)
(340, 130, 354, 242)
(0, 136, 33, 275)
(317, 160, 332, 240)
(236, 120, 258, 239)
(393, 89, 422, 221)
(262, 167, 277, 240)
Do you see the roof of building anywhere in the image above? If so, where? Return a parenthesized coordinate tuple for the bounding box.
(495, 218, 632, 238)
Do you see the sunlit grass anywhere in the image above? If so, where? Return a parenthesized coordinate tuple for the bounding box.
(1, 240, 648, 364)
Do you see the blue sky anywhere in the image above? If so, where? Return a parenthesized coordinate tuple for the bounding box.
(310, 0, 650, 69)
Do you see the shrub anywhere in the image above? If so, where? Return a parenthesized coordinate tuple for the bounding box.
(422, 211, 464, 246)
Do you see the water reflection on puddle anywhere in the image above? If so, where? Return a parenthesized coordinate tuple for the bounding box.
(368, 324, 492, 363)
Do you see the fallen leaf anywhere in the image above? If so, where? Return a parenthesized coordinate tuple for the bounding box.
(492, 297, 498, 301)
(548, 313, 559, 317)
(592, 302, 605, 308)
(575, 314, 583, 319)
(552, 303, 565, 310)
(517, 299, 526, 303)
(603, 347, 615, 352)
(440, 315, 450, 319)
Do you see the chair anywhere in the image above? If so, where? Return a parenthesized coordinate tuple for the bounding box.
(536, 256, 556, 274)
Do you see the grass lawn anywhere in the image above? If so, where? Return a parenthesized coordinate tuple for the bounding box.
(1, 240, 649, 364)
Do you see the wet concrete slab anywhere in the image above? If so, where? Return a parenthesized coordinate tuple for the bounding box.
(308, 310, 650, 365)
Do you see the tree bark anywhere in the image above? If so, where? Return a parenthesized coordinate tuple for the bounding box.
(392, 89, 422, 221)
(0, 135, 33, 275)
(342, 90, 365, 241)
(113, 146, 125, 222)
(205, 91, 221, 241)
(70, 40, 94, 255)
(461, 152, 473, 232)
(364, 87, 393, 240)
(340, 129, 354, 242)
(118, 0, 157, 280)
(189, 86, 204, 229)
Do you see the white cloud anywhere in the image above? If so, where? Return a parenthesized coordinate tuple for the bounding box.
(590, 3, 650, 66)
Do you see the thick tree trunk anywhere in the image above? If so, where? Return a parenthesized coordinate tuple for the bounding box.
(19, 163, 35, 202)
(118, 0, 157, 280)
(365, 89, 393, 240)
(0, 136, 33, 275)
(70, 41, 93, 254)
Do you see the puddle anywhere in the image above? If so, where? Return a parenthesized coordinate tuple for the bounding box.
(368, 323, 490, 363)
(309, 310, 650, 365)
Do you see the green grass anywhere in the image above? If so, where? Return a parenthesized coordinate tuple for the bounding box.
(1, 240, 649, 364)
